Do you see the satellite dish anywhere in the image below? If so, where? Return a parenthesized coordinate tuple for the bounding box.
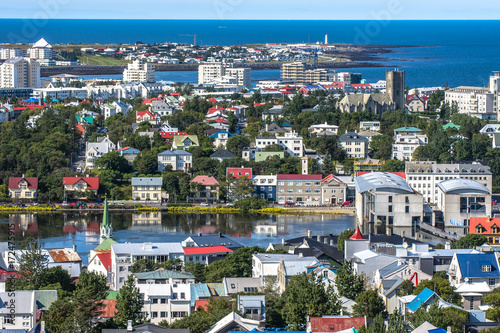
(403, 242, 408, 249)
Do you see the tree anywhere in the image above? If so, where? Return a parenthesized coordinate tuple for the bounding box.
(335, 260, 365, 300)
(451, 234, 487, 249)
(352, 290, 386, 319)
(228, 112, 237, 133)
(17, 238, 49, 289)
(226, 135, 251, 156)
(310, 136, 345, 161)
(72, 271, 109, 333)
(381, 160, 405, 172)
(95, 151, 131, 173)
(483, 287, 500, 321)
(362, 313, 386, 333)
(337, 228, 355, 254)
(43, 298, 76, 333)
(263, 144, 284, 152)
(387, 309, 407, 333)
(233, 176, 254, 199)
(281, 273, 342, 330)
(397, 280, 415, 297)
(204, 246, 263, 283)
(114, 275, 145, 328)
(133, 152, 158, 175)
(321, 154, 334, 177)
(414, 275, 460, 305)
(370, 134, 393, 160)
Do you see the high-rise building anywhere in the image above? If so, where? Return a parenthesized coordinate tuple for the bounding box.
(198, 63, 224, 85)
(0, 57, 40, 89)
(198, 64, 251, 88)
(225, 67, 251, 88)
(123, 59, 155, 83)
(27, 38, 53, 60)
(0, 48, 24, 60)
(386, 69, 405, 111)
(281, 62, 305, 84)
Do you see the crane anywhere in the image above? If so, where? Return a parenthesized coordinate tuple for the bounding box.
(179, 34, 197, 46)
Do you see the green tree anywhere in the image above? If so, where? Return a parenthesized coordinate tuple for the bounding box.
(95, 151, 132, 173)
(451, 234, 487, 249)
(233, 176, 254, 199)
(133, 151, 158, 175)
(397, 280, 415, 297)
(263, 144, 285, 152)
(362, 313, 386, 333)
(335, 260, 365, 300)
(352, 290, 386, 319)
(381, 160, 405, 172)
(310, 136, 345, 161)
(204, 246, 263, 282)
(226, 135, 251, 156)
(281, 273, 342, 330)
(483, 287, 500, 321)
(228, 112, 237, 133)
(114, 275, 145, 328)
(337, 228, 355, 254)
(370, 134, 394, 160)
(387, 309, 407, 333)
(43, 298, 76, 333)
(72, 271, 109, 333)
(16, 238, 49, 289)
(414, 275, 460, 305)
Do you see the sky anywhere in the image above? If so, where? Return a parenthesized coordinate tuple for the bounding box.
(2, 0, 500, 20)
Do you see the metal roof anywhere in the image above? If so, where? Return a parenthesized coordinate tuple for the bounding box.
(112, 242, 184, 255)
(134, 269, 195, 280)
(437, 178, 490, 194)
(131, 177, 163, 186)
(355, 172, 413, 194)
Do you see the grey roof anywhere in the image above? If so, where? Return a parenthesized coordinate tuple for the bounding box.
(355, 172, 413, 194)
(338, 132, 369, 143)
(102, 323, 189, 333)
(112, 242, 184, 255)
(186, 235, 243, 249)
(253, 253, 316, 263)
(282, 259, 318, 276)
(0, 291, 35, 314)
(437, 178, 490, 194)
(210, 150, 237, 159)
(131, 177, 163, 186)
(158, 150, 192, 156)
(382, 276, 405, 296)
(406, 162, 492, 175)
(224, 277, 263, 293)
(0, 242, 9, 270)
(134, 269, 195, 280)
(378, 260, 405, 278)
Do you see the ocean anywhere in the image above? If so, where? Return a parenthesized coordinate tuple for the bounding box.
(2, 19, 500, 87)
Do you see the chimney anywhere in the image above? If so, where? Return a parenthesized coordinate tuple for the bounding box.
(401, 230, 405, 238)
(330, 239, 334, 246)
(218, 232, 222, 238)
(317, 235, 322, 242)
(72, 244, 77, 252)
(447, 327, 451, 333)
(301, 157, 308, 175)
(282, 238, 285, 245)
(386, 227, 392, 236)
(22, 173, 25, 178)
(307, 230, 312, 238)
(298, 252, 303, 258)
(324, 237, 328, 244)
(41, 321, 46, 333)
(127, 320, 133, 332)
(445, 241, 451, 250)
(265, 123, 269, 132)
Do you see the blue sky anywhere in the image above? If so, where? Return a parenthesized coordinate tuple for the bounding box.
(2, 0, 500, 20)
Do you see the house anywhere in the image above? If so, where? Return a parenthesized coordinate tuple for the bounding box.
(102, 323, 189, 333)
(191, 176, 220, 201)
(87, 238, 117, 284)
(222, 277, 263, 295)
(238, 295, 265, 321)
(338, 132, 369, 159)
(62, 177, 99, 197)
(227, 167, 253, 179)
(455, 281, 491, 310)
(111, 242, 184, 290)
(181, 234, 243, 251)
(184, 246, 232, 265)
(117, 146, 140, 164)
(359, 121, 380, 131)
(102, 100, 132, 119)
(276, 131, 304, 157)
(277, 174, 322, 205)
(469, 217, 500, 246)
(404, 287, 462, 314)
(353, 158, 383, 172)
(252, 253, 318, 283)
(172, 135, 199, 150)
(85, 136, 116, 169)
(406, 95, 428, 112)
(137, 110, 160, 125)
(309, 122, 339, 135)
(151, 100, 174, 117)
(209, 130, 233, 149)
(392, 127, 428, 161)
(0, 291, 37, 331)
(132, 177, 162, 201)
(306, 316, 366, 333)
(8, 175, 38, 199)
(277, 257, 319, 293)
(253, 175, 277, 201)
(207, 312, 263, 333)
(210, 149, 237, 162)
(352, 250, 398, 287)
(321, 174, 348, 205)
(157, 150, 192, 172)
(448, 253, 500, 288)
(134, 270, 196, 285)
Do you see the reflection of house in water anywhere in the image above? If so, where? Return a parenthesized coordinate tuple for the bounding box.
(253, 223, 286, 237)
(9, 214, 38, 234)
(131, 211, 163, 232)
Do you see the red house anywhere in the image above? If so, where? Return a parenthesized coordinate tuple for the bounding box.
(469, 217, 500, 245)
(307, 316, 366, 333)
(62, 177, 99, 197)
(227, 167, 252, 179)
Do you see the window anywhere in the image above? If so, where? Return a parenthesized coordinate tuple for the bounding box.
(151, 312, 158, 318)
(482, 265, 492, 272)
(388, 205, 393, 213)
(172, 293, 177, 299)
(231, 284, 236, 288)
(181, 292, 185, 299)
(152, 298, 158, 304)
(405, 206, 410, 213)
(388, 196, 393, 203)
(161, 312, 167, 318)
(161, 298, 167, 304)
(489, 278, 496, 286)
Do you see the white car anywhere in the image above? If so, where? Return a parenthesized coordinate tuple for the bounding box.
(226, 202, 234, 207)
(200, 202, 209, 207)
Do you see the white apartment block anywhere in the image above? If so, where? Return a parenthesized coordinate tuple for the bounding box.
(0, 47, 24, 60)
(157, 150, 192, 172)
(28, 38, 54, 59)
(32, 87, 88, 100)
(110, 242, 184, 290)
(405, 161, 492, 204)
(338, 132, 370, 159)
(445, 72, 500, 120)
(123, 59, 155, 83)
(391, 134, 428, 161)
(198, 63, 224, 85)
(198, 63, 251, 88)
(359, 121, 381, 131)
(138, 283, 192, 325)
(276, 131, 303, 157)
(226, 67, 252, 88)
(0, 57, 40, 89)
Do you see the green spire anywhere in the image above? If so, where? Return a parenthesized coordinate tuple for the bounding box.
(102, 196, 110, 228)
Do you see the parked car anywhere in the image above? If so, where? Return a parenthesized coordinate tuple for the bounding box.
(226, 202, 234, 207)
(200, 202, 209, 207)
(341, 201, 351, 206)
(284, 202, 295, 207)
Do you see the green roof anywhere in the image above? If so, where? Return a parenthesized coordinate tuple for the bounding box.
(75, 116, 94, 124)
(93, 238, 118, 251)
(106, 290, 120, 300)
(255, 151, 285, 162)
(443, 123, 460, 130)
(134, 269, 195, 280)
(35, 290, 58, 310)
(102, 196, 110, 228)
(394, 126, 421, 132)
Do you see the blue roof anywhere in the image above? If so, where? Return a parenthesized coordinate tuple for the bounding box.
(209, 131, 233, 139)
(456, 253, 500, 278)
(190, 283, 211, 306)
(429, 329, 447, 333)
(407, 288, 436, 312)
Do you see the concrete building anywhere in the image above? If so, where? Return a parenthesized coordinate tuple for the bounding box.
(448, 253, 500, 289)
(386, 69, 405, 111)
(0, 47, 24, 60)
(435, 178, 491, 234)
(277, 174, 322, 205)
(198, 63, 251, 88)
(355, 172, 423, 236)
(276, 131, 304, 157)
(405, 161, 492, 204)
(251, 253, 318, 283)
(225, 67, 251, 88)
(190, 176, 219, 201)
(32, 87, 88, 100)
(123, 59, 155, 83)
(309, 122, 339, 135)
(28, 38, 53, 59)
(157, 150, 192, 172)
(321, 174, 348, 205)
(338, 132, 369, 159)
(0, 57, 40, 88)
(359, 121, 381, 132)
(102, 100, 132, 119)
(391, 127, 428, 161)
(0, 291, 37, 331)
(253, 175, 277, 201)
(85, 136, 116, 169)
(281, 62, 305, 84)
(198, 63, 224, 85)
(131, 177, 162, 201)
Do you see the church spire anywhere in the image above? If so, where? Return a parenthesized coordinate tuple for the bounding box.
(100, 196, 112, 243)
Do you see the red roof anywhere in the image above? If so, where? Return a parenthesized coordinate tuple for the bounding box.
(469, 217, 500, 235)
(195, 300, 209, 312)
(356, 171, 406, 180)
(350, 226, 365, 240)
(100, 299, 117, 318)
(277, 174, 322, 180)
(170, 92, 180, 96)
(62, 177, 99, 190)
(191, 175, 219, 186)
(137, 110, 158, 119)
(254, 103, 266, 107)
(159, 131, 188, 139)
(308, 316, 365, 332)
(183, 246, 232, 255)
(208, 106, 225, 115)
(9, 177, 38, 189)
(322, 174, 342, 183)
(227, 167, 253, 179)
(75, 123, 85, 136)
(97, 252, 112, 271)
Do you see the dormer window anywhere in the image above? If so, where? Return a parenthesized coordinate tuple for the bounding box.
(492, 225, 499, 234)
(482, 265, 492, 272)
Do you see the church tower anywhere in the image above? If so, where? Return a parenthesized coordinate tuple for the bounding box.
(386, 70, 405, 111)
(100, 197, 112, 243)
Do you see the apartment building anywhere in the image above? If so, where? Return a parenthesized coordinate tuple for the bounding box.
(28, 38, 54, 59)
(225, 67, 251, 88)
(253, 175, 277, 201)
(132, 177, 162, 201)
(157, 150, 192, 172)
(280, 62, 328, 84)
(110, 242, 184, 290)
(0, 57, 40, 88)
(123, 59, 155, 83)
(338, 132, 369, 159)
(198, 63, 224, 84)
(276, 131, 304, 157)
(277, 174, 322, 204)
(391, 127, 428, 161)
(198, 63, 251, 88)
(405, 161, 492, 204)
(0, 47, 24, 60)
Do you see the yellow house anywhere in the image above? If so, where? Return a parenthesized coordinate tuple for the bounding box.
(131, 177, 162, 201)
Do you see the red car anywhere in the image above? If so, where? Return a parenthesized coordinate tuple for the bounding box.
(284, 202, 295, 207)
(341, 201, 351, 206)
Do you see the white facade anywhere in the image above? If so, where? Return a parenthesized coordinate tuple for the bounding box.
(0, 291, 37, 331)
(251, 253, 317, 282)
(0, 48, 24, 60)
(28, 38, 53, 59)
(138, 283, 192, 325)
(198, 63, 224, 85)
(338, 132, 369, 159)
(0, 57, 40, 89)
(85, 136, 117, 170)
(198, 63, 251, 88)
(405, 161, 492, 204)
(359, 121, 381, 131)
(157, 150, 192, 172)
(32, 87, 88, 100)
(309, 122, 339, 135)
(391, 134, 428, 161)
(225, 67, 251, 88)
(123, 60, 155, 83)
(276, 131, 304, 157)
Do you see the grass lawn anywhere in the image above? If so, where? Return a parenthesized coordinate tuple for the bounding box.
(78, 55, 130, 66)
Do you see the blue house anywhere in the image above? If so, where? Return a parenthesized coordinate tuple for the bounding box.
(252, 175, 277, 201)
(449, 252, 500, 288)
